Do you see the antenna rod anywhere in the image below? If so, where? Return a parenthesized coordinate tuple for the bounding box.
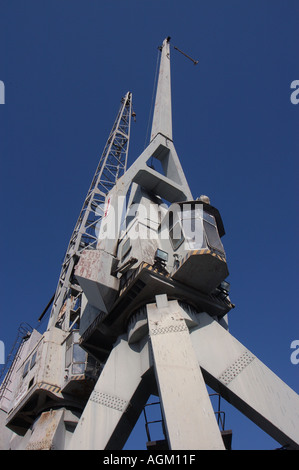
(37, 293, 55, 323)
(173, 45, 199, 65)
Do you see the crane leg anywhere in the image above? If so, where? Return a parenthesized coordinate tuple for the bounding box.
(68, 334, 151, 450)
(147, 295, 225, 450)
(189, 312, 299, 449)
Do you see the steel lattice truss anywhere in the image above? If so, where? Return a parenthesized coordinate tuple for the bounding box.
(48, 92, 133, 330)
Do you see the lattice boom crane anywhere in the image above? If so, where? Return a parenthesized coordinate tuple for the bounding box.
(0, 38, 298, 451)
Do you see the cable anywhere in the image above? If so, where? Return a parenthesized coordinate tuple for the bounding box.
(172, 44, 199, 65)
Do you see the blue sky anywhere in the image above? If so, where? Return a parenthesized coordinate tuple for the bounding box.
(0, 0, 298, 450)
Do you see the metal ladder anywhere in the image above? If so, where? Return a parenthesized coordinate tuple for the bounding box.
(0, 323, 33, 409)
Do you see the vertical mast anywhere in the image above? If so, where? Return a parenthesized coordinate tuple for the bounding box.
(47, 92, 133, 330)
(150, 37, 173, 142)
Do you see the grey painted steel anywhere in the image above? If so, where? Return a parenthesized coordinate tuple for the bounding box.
(189, 312, 299, 449)
(151, 37, 173, 142)
(47, 92, 132, 330)
(70, 295, 299, 450)
(69, 297, 226, 450)
(1, 37, 298, 451)
(68, 335, 152, 450)
(147, 295, 225, 450)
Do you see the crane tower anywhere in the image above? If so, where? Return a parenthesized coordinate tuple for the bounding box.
(0, 37, 298, 451)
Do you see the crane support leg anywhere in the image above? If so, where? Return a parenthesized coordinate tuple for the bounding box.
(68, 335, 152, 450)
(147, 295, 225, 450)
(189, 312, 299, 450)
(68, 298, 299, 450)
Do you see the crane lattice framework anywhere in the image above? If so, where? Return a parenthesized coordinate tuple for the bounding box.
(0, 37, 298, 451)
(0, 92, 134, 450)
(47, 92, 132, 331)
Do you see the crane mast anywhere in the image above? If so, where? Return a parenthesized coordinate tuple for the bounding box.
(0, 38, 298, 451)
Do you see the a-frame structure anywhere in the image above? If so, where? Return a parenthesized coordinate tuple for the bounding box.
(67, 38, 299, 450)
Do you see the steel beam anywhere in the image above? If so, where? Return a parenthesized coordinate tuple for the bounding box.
(147, 295, 225, 450)
(68, 335, 151, 450)
(151, 37, 173, 142)
(189, 312, 299, 449)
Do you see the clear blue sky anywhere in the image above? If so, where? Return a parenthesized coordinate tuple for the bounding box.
(0, 0, 298, 450)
